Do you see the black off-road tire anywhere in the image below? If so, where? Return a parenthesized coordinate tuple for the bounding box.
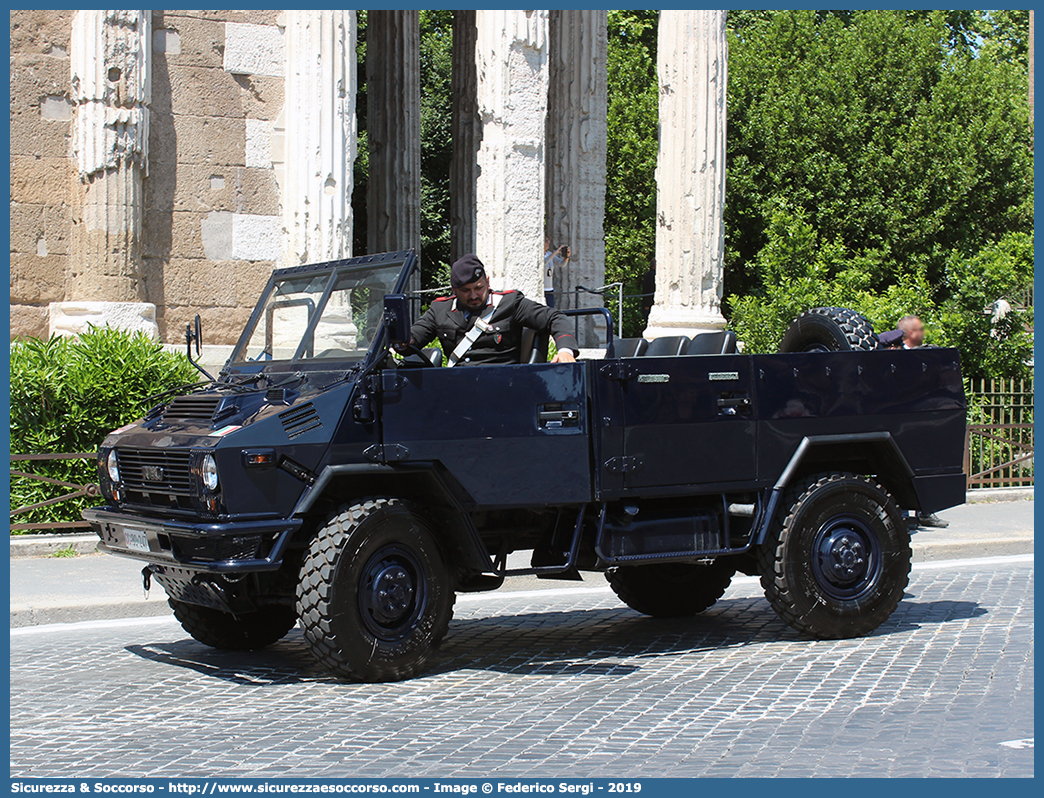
(758, 472, 910, 639)
(606, 561, 736, 618)
(296, 498, 454, 682)
(780, 307, 880, 353)
(169, 599, 298, 650)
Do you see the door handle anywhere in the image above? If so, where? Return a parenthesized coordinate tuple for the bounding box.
(717, 393, 751, 415)
(538, 404, 580, 428)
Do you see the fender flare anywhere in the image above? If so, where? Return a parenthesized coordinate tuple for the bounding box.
(753, 432, 914, 546)
(292, 463, 492, 574)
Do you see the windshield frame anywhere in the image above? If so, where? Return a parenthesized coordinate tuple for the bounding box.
(222, 250, 416, 377)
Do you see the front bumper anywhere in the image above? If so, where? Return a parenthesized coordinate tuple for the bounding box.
(83, 506, 303, 573)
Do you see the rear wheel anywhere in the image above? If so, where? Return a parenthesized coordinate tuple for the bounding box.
(169, 599, 297, 650)
(780, 307, 880, 353)
(758, 472, 910, 638)
(296, 498, 454, 682)
(606, 561, 735, 618)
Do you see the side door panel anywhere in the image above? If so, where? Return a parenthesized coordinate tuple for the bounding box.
(595, 354, 758, 494)
(378, 362, 593, 507)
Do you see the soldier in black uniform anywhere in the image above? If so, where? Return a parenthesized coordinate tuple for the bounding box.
(408, 254, 579, 366)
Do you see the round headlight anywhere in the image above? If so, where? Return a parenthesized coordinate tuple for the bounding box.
(106, 450, 120, 483)
(202, 453, 219, 492)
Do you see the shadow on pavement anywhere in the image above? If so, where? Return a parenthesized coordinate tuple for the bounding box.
(123, 592, 986, 687)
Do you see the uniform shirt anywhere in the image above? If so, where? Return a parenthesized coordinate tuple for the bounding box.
(409, 290, 580, 366)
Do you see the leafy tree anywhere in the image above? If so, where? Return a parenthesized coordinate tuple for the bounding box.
(724, 10, 1033, 379)
(418, 10, 453, 291)
(604, 10, 659, 336)
(10, 327, 198, 529)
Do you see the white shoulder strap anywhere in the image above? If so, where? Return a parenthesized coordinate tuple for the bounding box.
(447, 292, 503, 367)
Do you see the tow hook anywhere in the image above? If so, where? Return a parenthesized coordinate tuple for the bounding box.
(141, 566, 152, 599)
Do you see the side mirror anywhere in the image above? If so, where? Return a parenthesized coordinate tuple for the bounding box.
(185, 313, 214, 380)
(382, 294, 410, 345)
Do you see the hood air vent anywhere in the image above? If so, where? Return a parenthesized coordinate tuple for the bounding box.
(280, 403, 322, 439)
(163, 395, 222, 423)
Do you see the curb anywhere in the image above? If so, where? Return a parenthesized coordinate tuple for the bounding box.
(966, 487, 1033, 503)
(10, 532, 100, 559)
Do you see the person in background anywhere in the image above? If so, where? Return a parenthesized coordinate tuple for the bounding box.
(897, 315, 925, 348)
(641, 257, 656, 326)
(543, 239, 570, 308)
(892, 315, 948, 528)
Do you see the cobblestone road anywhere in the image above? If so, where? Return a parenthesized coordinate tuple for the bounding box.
(10, 555, 1033, 778)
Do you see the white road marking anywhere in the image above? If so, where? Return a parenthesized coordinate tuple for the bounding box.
(999, 738, 1033, 750)
(10, 553, 1033, 638)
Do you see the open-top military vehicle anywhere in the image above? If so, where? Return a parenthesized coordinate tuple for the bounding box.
(85, 250, 966, 681)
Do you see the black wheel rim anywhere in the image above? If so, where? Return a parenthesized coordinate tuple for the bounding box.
(810, 513, 883, 600)
(358, 544, 428, 641)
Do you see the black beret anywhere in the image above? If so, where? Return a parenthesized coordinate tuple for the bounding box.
(878, 329, 904, 347)
(451, 254, 486, 288)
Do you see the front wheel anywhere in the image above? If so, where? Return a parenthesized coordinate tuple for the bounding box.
(758, 472, 910, 638)
(296, 498, 454, 682)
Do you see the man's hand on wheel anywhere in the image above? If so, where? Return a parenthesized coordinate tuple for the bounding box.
(551, 349, 577, 363)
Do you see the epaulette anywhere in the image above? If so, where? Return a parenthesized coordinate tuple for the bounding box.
(433, 296, 453, 302)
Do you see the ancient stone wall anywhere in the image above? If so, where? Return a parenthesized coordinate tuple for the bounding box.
(10, 10, 289, 345)
(10, 11, 76, 339)
(146, 10, 283, 344)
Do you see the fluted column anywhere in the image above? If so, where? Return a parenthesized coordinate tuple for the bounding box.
(68, 10, 150, 303)
(367, 10, 421, 267)
(282, 10, 356, 265)
(475, 10, 549, 299)
(53, 10, 157, 338)
(645, 10, 728, 339)
(546, 10, 607, 343)
(450, 10, 479, 263)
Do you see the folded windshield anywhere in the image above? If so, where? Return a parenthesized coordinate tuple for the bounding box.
(231, 258, 407, 366)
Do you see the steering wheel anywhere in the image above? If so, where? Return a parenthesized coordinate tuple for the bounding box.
(392, 342, 438, 368)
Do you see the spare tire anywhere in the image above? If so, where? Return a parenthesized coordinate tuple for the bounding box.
(779, 307, 880, 353)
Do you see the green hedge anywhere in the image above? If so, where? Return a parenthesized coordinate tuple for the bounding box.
(10, 327, 198, 532)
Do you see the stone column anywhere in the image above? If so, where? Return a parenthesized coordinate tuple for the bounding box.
(280, 10, 356, 265)
(546, 10, 607, 344)
(474, 9, 549, 299)
(367, 11, 422, 268)
(55, 10, 158, 338)
(644, 10, 728, 339)
(450, 10, 479, 263)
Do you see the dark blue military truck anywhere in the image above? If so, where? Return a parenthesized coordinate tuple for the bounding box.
(84, 251, 967, 682)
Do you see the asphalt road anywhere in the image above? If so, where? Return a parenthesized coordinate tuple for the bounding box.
(10, 553, 1034, 778)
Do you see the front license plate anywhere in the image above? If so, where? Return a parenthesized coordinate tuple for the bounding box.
(123, 528, 150, 552)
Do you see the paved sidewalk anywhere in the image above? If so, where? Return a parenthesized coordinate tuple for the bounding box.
(8, 498, 1034, 628)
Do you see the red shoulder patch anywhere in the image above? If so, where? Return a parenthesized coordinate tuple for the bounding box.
(433, 296, 453, 302)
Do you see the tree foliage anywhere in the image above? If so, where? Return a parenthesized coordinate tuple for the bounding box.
(604, 10, 659, 336)
(418, 10, 453, 290)
(10, 327, 198, 528)
(722, 10, 1033, 379)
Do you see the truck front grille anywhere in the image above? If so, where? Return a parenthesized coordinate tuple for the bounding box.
(118, 449, 194, 509)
